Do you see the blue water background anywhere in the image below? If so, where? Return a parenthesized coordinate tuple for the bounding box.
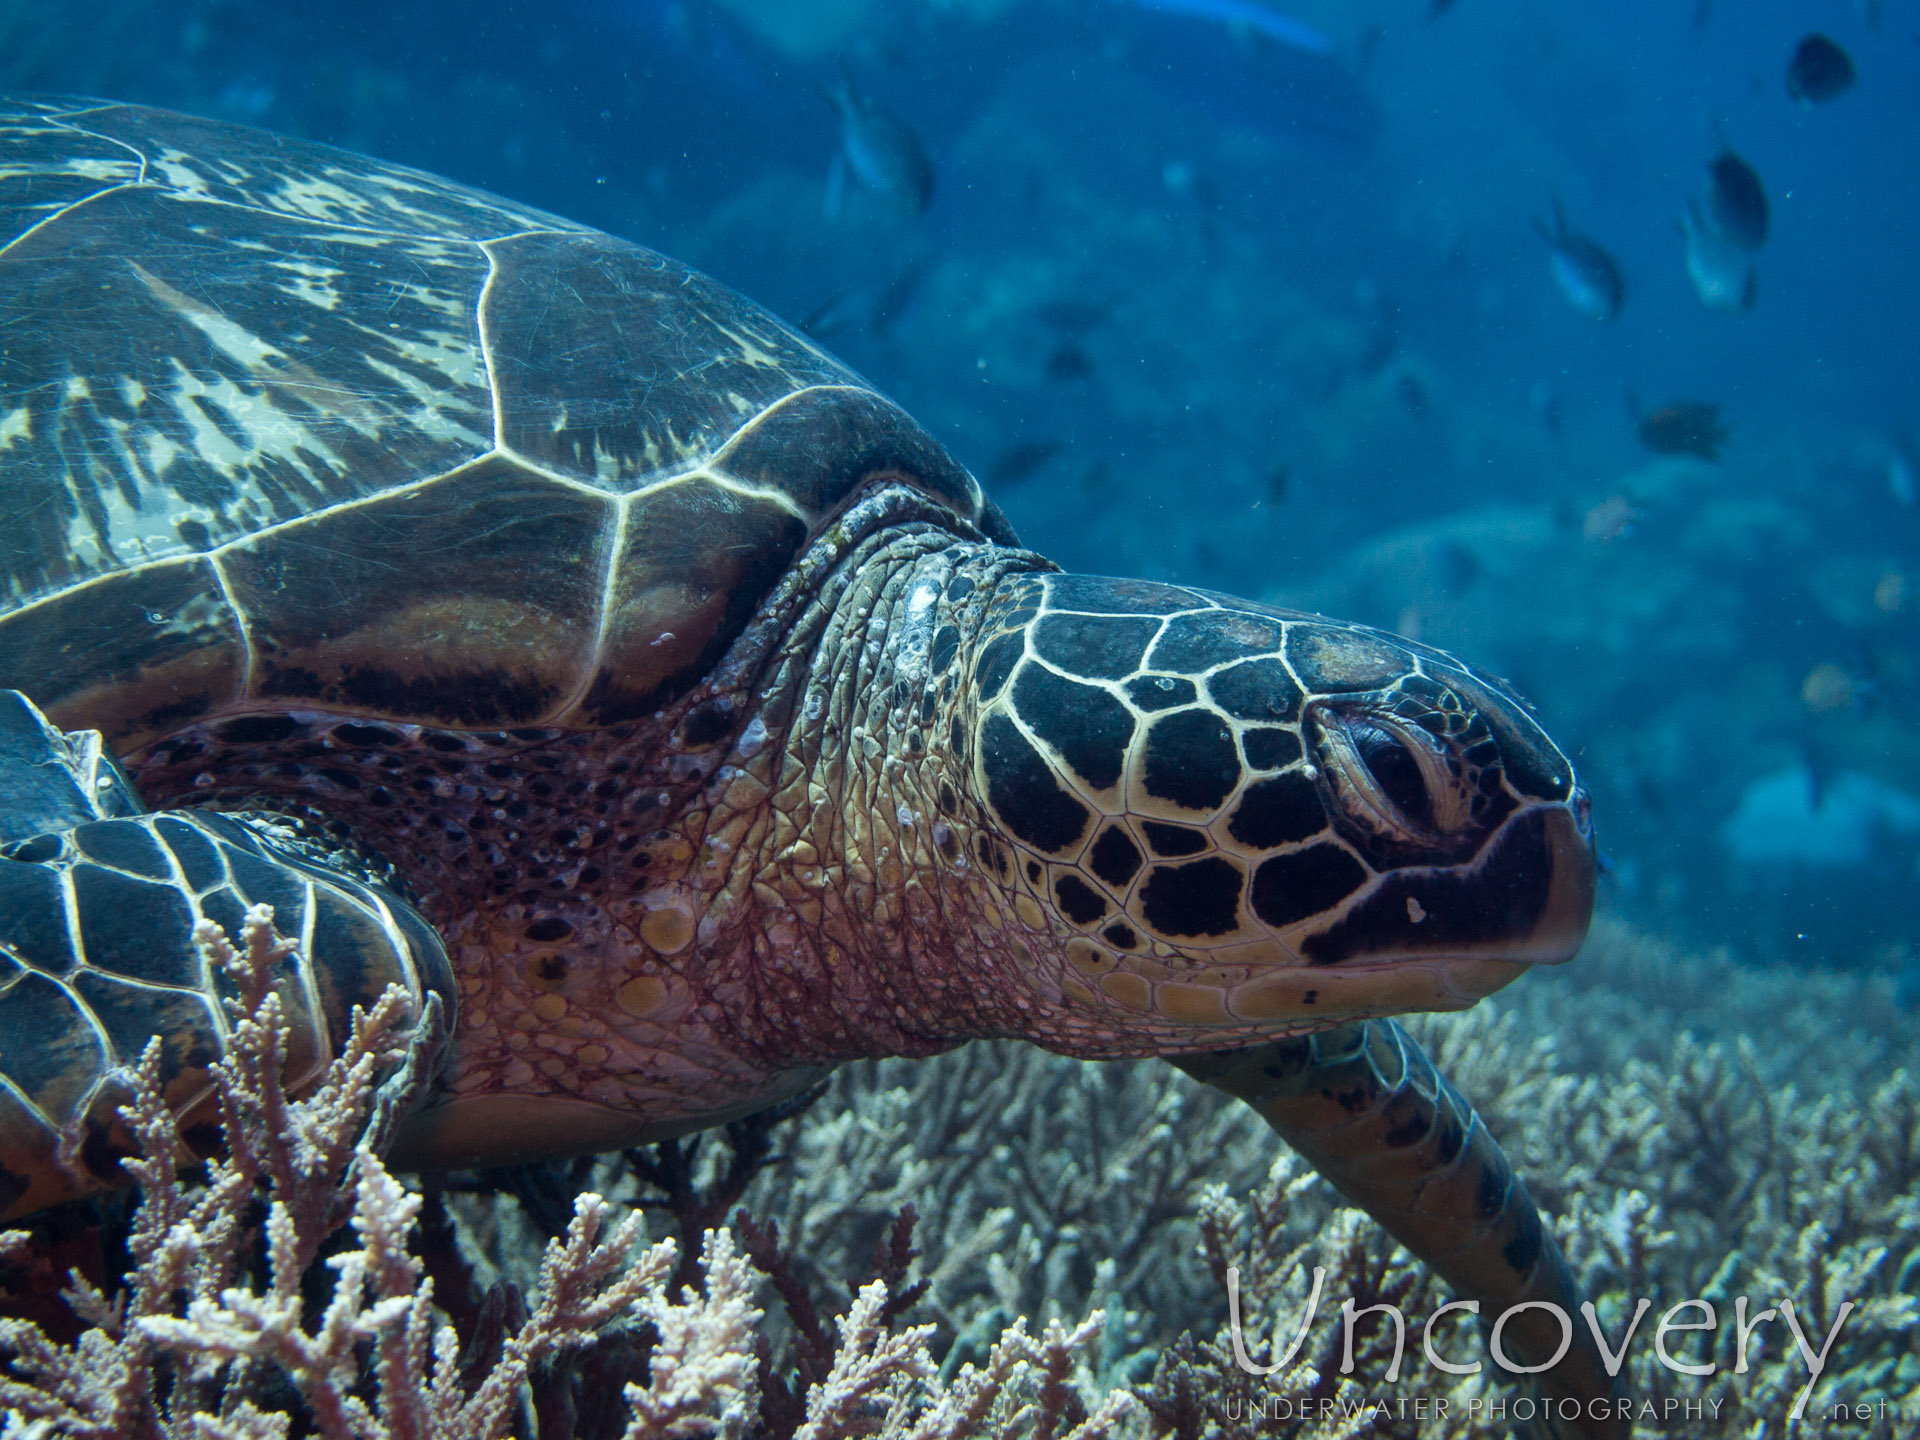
(3, 0, 1916, 982)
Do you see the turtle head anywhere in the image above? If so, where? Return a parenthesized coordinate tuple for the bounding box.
(962, 573, 1594, 1040)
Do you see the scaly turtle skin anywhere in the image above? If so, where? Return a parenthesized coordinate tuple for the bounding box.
(0, 98, 1617, 1433)
(0, 691, 449, 1216)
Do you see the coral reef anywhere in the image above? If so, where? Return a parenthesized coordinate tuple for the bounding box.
(3, 911, 1916, 1437)
(715, 916, 1920, 1437)
(0, 910, 1129, 1439)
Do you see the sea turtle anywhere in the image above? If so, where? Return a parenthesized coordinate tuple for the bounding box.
(0, 98, 1618, 1431)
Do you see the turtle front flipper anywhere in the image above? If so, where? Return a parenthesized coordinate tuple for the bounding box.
(0, 691, 454, 1220)
(1177, 1023, 1628, 1440)
(0, 690, 143, 836)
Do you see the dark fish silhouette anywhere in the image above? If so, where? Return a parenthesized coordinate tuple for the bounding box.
(1044, 343, 1094, 382)
(798, 261, 929, 340)
(1264, 464, 1290, 507)
(1535, 200, 1626, 322)
(1787, 34, 1857, 105)
(822, 73, 934, 217)
(1638, 402, 1728, 461)
(1707, 149, 1768, 250)
(987, 439, 1065, 489)
(1890, 433, 1917, 507)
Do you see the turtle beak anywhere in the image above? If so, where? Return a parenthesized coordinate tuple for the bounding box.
(1432, 792, 1599, 970)
(1285, 781, 1597, 978)
(1420, 793, 1597, 1010)
(1531, 783, 1597, 963)
(1214, 787, 1596, 1028)
(1465, 787, 1601, 966)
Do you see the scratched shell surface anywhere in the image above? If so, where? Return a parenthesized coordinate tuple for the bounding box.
(0, 97, 984, 746)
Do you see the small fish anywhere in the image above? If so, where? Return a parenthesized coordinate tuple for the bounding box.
(1263, 464, 1289, 508)
(1801, 661, 1870, 714)
(1044, 343, 1094, 382)
(1581, 493, 1641, 543)
(1534, 200, 1626, 322)
(1638, 401, 1727, 461)
(822, 72, 934, 218)
(1680, 199, 1757, 313)
(1787, 34, 1857, 106)
(796, 262, 926, 340)
(1706, 149, 1768, 250)
(987, 439, 1064, 489)
(1874, 571, 1906, 614)
(1890, 436, 1918, 507)
(797, 293, 851, 338)
(1122, 1, 1379, 149)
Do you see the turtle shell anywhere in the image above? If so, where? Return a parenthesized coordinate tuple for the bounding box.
(0, 97, 995, 749)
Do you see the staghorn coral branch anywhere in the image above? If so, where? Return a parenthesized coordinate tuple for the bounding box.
(0, 907, 429, 1440)
(9, 896, 1920, 1437)
(621, 1229, 762, 1439)
(451, 1197, 671, 1439)
(900, 1316, 1034, 1440)
(5, 902, 1146, 1440)
(791, 1279, 936, 1440)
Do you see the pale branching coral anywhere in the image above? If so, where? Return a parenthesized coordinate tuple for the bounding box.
(683, 914, 1920, 1438)
(0, 904, 427, 1438)
(625, 1229, 762, 1438)
(0, 907, 687, 1440)
(792, 1279, 936, 1439)
(735, 1039, 1269, 1392)
(7, 903, 1918, 1438)
(0, 905, 1132, 1440)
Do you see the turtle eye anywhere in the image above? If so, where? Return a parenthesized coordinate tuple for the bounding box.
(1350, 721, 1432, 828)
(1312, 707, 1472, 845)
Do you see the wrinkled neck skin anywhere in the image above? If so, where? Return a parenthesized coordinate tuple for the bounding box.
(685, 519, 1048, 1066)
(689, 514, 1300, 1071)
(416, 494, 1103, 1160)
(135, 485, 1284, 1169)
(421, 490, 1075, 1159)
